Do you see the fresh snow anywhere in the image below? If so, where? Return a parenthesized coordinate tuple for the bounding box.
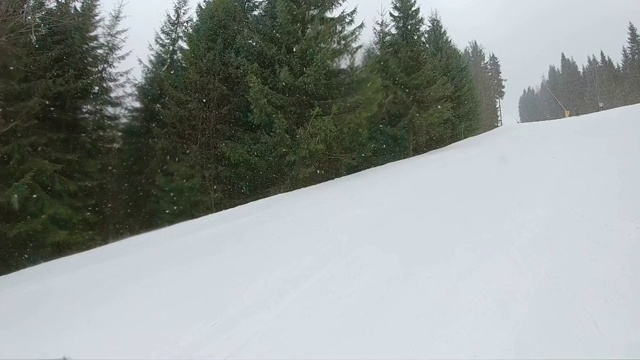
(2, 105, 640, 359)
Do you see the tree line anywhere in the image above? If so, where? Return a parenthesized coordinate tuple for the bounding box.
(519, 22, 640, 122)
(0, 0, 505, 275)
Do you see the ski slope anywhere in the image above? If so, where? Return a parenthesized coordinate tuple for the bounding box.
(2, 105, 640, 359)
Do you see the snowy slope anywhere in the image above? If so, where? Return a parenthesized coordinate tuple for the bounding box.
(2, 105, 640, 359)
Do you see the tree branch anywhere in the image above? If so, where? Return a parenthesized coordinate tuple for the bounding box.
(0, 119, 23, 134)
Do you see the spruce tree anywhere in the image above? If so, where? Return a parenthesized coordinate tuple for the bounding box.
(582, 56, 601, 113)
(465, 41, 498, 132)
(518, 88, 530, 122)
(363, 11, 407, 166)
(366, 0, 452, 162)
(626, 22, 639, 61)
(159, 0, 257, 214)
(621, 22, 640, 104)
(120, 0, 191, 234)
(0, 0, 48, 274)
(487, 53, 505, 124)
(93, 0, 132, 239)
(95, 0, 132, 117)
(0, 0, 132, 274)
(543, 65, 565, 119)
(425, 12, 479, 141)
(247, 0, 377, 189)
(518, 87, 541, 123)
(0, 0, 110, 273)
(599, 51, 623, 108)
(519, 21, 640, 122)
(558, 53, 585, 115)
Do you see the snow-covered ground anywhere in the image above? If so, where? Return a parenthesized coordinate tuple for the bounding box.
(2, 105, 640, 359)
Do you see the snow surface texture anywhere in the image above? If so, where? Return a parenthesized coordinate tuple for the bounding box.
(2, 105, 640, 359)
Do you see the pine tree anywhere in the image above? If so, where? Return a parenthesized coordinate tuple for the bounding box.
(487, 53, 505, 124)
(520, 21, 640, 123)
(0, 0, 30, 68)
(158, 0, 257, 214)
(93, 0, 132, 239)
(425, 12, 479, 141)
(119, 0, 191, 235)
(465, 41, 497, 132)
(626, 22, 639, 61)
(518, 88, 530, 122)
(0, 0, 110, 273)
(0, 0, 49, 274)
(543, 65, 565, 119)
(558, 53, 585, 115)
(621, 22, 640, 104)
(366, 0, 452, 163)
(582, 55, 601, 113)
(518, 87, 542, 123)
(0, 0, 42, 135)
(96, 0, 131, 117)
(246, 0, 377, 189)
(363, 11, 406, 165)
(0, 0, 132, 274)
(599, 51, 624, 108)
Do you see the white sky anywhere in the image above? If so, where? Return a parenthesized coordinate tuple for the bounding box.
(107, 0, 640, 125)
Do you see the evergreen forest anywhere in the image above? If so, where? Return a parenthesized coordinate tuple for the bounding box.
(519, 22, 640, 122)
(0, 0, 506, 274)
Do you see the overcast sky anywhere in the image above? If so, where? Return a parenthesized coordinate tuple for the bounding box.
(107, 0, 640, 125)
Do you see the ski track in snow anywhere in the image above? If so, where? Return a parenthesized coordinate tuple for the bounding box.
(1, 105, 640, 359)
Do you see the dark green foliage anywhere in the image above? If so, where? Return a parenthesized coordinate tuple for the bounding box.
(518, 87, 541, 122)
(0, 0, 130, 274)
(94, 1, 133, 239)
(245, 0, 376, 189)
(426, 13, 480, 141)
(621, 22, 640, 104)
(362, 13, 404, 165)
(519, 21, 639, 123)
(1, 0, 104, 269)
(172, 0, 258, 210)
(118, 0, 192, 235)
(464, 41, 505, 133)
(558, 53, 585, 115)
(0, 0, 507, 275)
(365, 0, 467, 164)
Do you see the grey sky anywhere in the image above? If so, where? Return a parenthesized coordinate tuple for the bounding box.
(108, 0, 640, 125)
